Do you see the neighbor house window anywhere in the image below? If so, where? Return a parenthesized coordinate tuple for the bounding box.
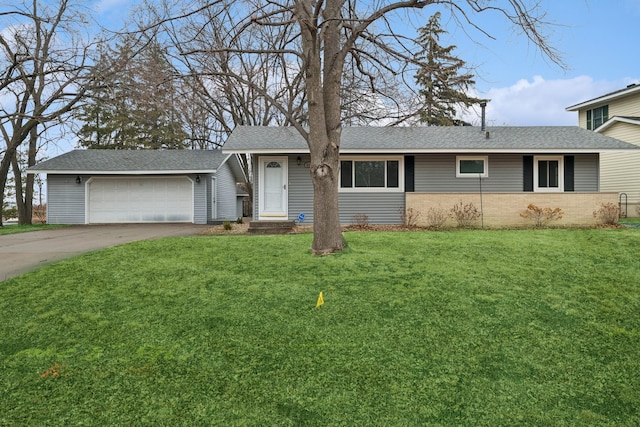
(340, 157, 403, 192)
(534, 156, 563, 192)
(586, 105, 608, 130)
(456, 156, 488, 178)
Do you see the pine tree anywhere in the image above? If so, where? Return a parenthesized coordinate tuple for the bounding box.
(414, 12, 484, 126)
(76, 38, 188, 149)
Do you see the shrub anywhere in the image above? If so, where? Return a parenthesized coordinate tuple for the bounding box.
(2, 206, 17, 221)
(593, 202, 619, 225)
(236, 217, 244, 224)
(401, 208, 421, 228)
(352, 213, 370, 228)
(425, 207, 448, 230)
(33, 204, 47, 224)
(450, 201, 481, 228)
(223, 221, 233, 230)
(520, 204, 563, 228)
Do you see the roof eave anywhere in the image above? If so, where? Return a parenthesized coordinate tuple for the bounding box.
(223, 148, 636, 155)
(27, 169, 217, 175)
(595, 116, 640, 133)
(566, 85, 640, 111)
(218, 153, 248, 183)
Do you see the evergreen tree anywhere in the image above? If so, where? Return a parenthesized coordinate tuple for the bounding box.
(76, 38, 188, 149)
(414, 12, 484, 126)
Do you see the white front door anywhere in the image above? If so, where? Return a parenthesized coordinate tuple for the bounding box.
(259, 156, 288, 219)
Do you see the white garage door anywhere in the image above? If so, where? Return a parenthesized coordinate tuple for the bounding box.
(88, 177, 193, 223)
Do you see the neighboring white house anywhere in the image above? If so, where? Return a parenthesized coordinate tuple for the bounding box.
(566, 82, 640, 216)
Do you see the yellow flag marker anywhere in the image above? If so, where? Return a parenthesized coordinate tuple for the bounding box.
(316, 291, 325, 308)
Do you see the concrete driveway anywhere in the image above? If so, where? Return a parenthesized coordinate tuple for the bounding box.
(0, 224, 210, 282)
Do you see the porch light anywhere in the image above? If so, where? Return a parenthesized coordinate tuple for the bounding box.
(75, 175, 82, 184)
(195, 175, 201, 184)
(297, 156, 302, 166)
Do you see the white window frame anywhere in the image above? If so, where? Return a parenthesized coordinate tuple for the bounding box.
(534, 155, 564, 192)
(339, 156, 404, 193)
(456, 156, 488, 178)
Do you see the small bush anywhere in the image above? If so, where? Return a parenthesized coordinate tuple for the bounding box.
(593, 202, 619, 225)
(223, 221, 233, 230)
(2, 206, 17, 221)
(520, 204, 564, 228)
(425, 207, 448, 230)
(450, 201, 481, 228)
(401, 208, 421, 228)
(352, 213, 370, 228)
(33, 204, 47, 224)
(236, 217, 244, 224)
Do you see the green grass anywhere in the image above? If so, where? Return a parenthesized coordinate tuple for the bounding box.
(0, 224, 65, 235)
(1, 229, 639, 425)
(620, 217, 640, 225)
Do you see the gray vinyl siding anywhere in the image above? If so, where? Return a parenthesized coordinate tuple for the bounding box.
(289, 155, 404, 224)
(414, 154, 522, 192)
(288, 154, 313, 222)
(193, 174, 207, 224)
(338, 193, 404, 224)
(215, 162, 239, 220)
(251, 155, 260, 220)
(47, 175, 86, 224)
(574, 154, 599, 192)
(414, 153, 599, 192)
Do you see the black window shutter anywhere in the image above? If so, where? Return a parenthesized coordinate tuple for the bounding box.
(405, 156, 415, 192)
(564, 155, 575, 192)
(523, 156, 533, 192)
(340, 160, 352, 188)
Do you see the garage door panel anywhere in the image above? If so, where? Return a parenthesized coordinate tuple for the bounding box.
(89, 177, 193, 223)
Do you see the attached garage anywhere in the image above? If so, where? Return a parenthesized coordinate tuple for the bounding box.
(88, 177, 194, 223)
(28, 149, 247, 225)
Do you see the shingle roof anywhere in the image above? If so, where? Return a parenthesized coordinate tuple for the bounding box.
(28, 149, 230, 174)
(223, 125, 640, 153)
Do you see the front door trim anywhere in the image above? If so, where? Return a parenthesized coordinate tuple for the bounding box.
(258, 156, 288, 220)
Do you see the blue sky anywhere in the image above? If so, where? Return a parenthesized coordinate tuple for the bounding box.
(7, 0, 638, 157)
(88, 0, 639, 128)
(429, 0, 640, 126)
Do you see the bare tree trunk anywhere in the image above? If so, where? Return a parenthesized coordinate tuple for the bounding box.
(12, 153, 27, 224)
(0, 135, 22, 227)
(296, 0, 345, 254)
(14, 127, 37, 224)
(309, 146, 343, 254)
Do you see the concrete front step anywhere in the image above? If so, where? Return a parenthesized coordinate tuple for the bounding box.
(248, 220, 296, 235)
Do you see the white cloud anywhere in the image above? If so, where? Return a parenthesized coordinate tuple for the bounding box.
(464, 75, 640, 127)
(93, 0, 130, 14)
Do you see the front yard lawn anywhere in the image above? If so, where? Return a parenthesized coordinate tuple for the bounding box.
(1, 229, 639, 425)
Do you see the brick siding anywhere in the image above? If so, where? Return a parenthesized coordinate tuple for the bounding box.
(406, 192, 619, 228)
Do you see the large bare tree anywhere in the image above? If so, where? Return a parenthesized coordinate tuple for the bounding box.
(0, 0, 95, 225)
(145, 0, 561, 254)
